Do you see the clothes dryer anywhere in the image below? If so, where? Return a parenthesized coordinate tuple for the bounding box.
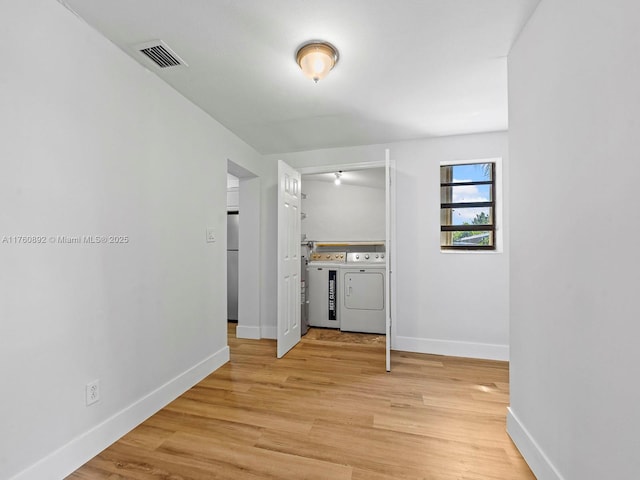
(339, 252, 386, 334)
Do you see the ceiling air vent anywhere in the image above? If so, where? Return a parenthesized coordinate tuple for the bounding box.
(135, 40, 187, 69)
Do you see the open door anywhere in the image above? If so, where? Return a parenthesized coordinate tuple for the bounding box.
(385, 149, 393, 371)
(277, 160, 302, 358)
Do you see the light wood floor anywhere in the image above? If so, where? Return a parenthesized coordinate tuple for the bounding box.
(68, 324, 534, 479)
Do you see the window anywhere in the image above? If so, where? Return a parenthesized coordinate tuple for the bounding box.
(440, 162, 495, 250)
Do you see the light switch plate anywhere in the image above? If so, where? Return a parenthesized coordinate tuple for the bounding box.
(206, 229, 216, 243)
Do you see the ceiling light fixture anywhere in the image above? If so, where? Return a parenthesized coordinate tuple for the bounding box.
(334, 171, 342, 185)
(296, 41, 339, 83)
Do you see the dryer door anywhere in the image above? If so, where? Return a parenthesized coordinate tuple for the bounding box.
(344, 272, 384, 310)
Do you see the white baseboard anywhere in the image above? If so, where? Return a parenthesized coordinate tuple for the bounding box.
(10, 346, 230, 480)
(235, 325, 261, 339)
(261, 325, 277, 339)
(394, 335, 509, 361)
(507, 407, 565, 480)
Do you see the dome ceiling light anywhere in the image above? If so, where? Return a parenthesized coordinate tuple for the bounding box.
(296, 41, 339, 83)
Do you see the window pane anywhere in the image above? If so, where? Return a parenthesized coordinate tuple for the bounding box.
(440, 207, 493, 226)
(441, 163, 493, 183)
(441, 231, 494, 247)
(440, 161, 496, 251)
(441, 184, 492, 204)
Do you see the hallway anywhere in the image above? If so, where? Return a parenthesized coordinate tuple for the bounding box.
(68, 324, 533, 479)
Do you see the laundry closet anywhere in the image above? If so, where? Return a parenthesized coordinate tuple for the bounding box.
(300, 169, 386, 335)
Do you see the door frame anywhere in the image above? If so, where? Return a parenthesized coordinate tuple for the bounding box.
(384, 149, 396, 371)
(296, 158, 397, 365)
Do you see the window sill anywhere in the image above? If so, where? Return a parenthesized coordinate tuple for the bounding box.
(440, 248, 503, 254)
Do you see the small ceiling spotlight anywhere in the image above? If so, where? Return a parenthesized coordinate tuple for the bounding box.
(334, 171, 342, 186)
(296, 41, 339, 83)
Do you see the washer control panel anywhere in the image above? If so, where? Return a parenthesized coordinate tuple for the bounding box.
(309, 252, 346, 263)
(346, 252, 386, 264)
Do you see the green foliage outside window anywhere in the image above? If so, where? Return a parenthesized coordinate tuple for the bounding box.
(451, 212, 491, 246)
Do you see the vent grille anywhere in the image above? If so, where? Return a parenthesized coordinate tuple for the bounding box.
(135, 41, 187, 69)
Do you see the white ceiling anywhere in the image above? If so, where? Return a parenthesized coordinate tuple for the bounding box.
(61, 0, 539, 154)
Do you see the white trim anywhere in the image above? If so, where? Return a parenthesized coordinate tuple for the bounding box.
(385, 148, 392, 371)
(440, 156, 501, 166)
(394, 335, 509, 361)
(235, 325, 261, 339)
(297, 160, 385, 175)
(261, 325, 277, 339)
(389, 156, 398, 357)
(507, 408, 566, 480)
(9, 346, 230, 480)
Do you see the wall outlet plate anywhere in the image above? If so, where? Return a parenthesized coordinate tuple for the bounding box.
(86, 380, 100, 406)
(206, 228, 216, 243)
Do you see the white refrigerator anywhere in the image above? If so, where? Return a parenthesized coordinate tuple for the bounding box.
(227, 212, 239, 321)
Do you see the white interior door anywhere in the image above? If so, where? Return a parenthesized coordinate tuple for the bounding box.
(277, 160, 302, 358)
(385, 149, 393, 371)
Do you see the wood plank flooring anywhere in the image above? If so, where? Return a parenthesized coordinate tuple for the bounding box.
(67, 325, 534, 479)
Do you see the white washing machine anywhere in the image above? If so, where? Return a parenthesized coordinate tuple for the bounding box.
(306, 251, 346, 328)
(339, 252, 386, 334)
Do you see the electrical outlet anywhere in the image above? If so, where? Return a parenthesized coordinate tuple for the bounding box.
(86, 380, 100, 406)
(206, 228, 216, 243)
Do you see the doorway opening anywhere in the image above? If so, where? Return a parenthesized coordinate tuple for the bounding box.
(288, 158, 395, 371)
(300, 167, 386, 338)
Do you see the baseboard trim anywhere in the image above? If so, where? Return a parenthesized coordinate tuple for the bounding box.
(507, 407, 565, 480)
(261, 325, 277, 339)
(235, 325, 261, 339)
(10, 346, 230, 480)
(394, 335, 509, 361)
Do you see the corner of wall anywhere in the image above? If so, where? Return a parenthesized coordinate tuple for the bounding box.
(507, 408, 565, 480)
(235, 325, 261, 340)
(260, 326, 277, 340)
(10, 347, 229, 480)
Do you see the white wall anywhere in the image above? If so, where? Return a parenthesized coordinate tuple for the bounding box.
(508, 1, 640, 478)
(237, 176, 262, 339)
(301, 180, 385, 241)
(269, 131, 510, 360)
(0, 1, 264, 478)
